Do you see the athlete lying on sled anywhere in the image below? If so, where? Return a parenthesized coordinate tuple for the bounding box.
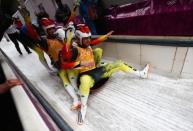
(60, 24, 150, 124)
(17, 0, 80, 74)
(18, 2, 150, 124)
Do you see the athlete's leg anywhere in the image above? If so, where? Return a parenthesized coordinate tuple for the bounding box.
(102, 61, 150, 78)
(16, 32, 32, 53)
(93, 48, 102, 67)
(33, 46, 57, 73)
(59, 70, 80, 110)
(67, 69, 79, 93)
(78, 75, 95, 124)
(8, 33, 22, 55)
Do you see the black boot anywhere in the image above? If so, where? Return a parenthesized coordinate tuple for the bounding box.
(27, 51, 32, 54)
(19, 52, 23, 55)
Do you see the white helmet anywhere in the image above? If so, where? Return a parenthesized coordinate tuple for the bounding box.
(55, 28, 66, 42)
(75, 24, 91, 38)
(65, 21, 76, 40)
(75, 24, 91, 45)
(55, 22, 76, 42)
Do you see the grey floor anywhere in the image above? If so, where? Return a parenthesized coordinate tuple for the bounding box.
(1, 39, 193, 131)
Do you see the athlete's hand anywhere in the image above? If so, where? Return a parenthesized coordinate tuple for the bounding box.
(6, 79, 22, 88)
(106, 30, 114, 37)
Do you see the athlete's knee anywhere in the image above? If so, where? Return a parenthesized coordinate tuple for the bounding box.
(80, 75, 94, 92)
(80, 75, 93, 86)
(59, 70, 70, 84)
(34, 46, 43, 53)
(34, 48, 44, 60)
(94, 48, 103, 55)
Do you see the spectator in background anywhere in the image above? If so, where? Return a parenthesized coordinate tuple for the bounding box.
(0, 11, 13, 40)
(4, 22, 32, 55)
(0, 52, 23, 131)
(0, 67, 22, 94)
(55, 0, 71, 26)
(79, 0, 98, 35)
(0, 1, 25, 130)
(0, 0, 22, 92)
(13, 17, 23, 30)
(54, 0, 83, 27)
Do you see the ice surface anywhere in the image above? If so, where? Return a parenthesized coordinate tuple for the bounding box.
(1, 38, 193, 131)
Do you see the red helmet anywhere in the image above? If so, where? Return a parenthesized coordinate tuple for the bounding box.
(75, 24, 91, 38)
(75, 24, 91, 45)
(40, 18, 55, 30)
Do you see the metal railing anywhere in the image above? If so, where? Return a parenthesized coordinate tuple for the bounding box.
(94, 35, 193, 47)
(0, 49, 73, 131)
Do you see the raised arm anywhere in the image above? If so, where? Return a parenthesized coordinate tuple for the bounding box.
(67, 0, 81, 23)
(18, 3, 40, 41)
(60, 30, 80, 69)
(91, 31, 114, 46)
(61, 28, 76, 61)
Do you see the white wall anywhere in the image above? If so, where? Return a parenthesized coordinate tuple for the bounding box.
(100, 42, 193, 78)
(181, 48, 193, 78)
